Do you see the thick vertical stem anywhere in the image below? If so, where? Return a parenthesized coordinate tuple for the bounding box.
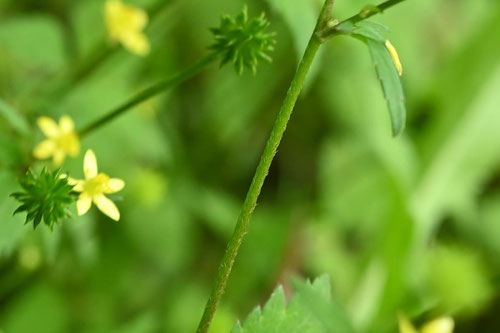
(195, 1, 334, 333)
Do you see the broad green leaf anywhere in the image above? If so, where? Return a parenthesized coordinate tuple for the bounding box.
(232, 276, 354, 333)
(361, 37, 406, 136)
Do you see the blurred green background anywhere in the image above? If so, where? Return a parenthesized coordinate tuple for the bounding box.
(1, 0, 500, 332)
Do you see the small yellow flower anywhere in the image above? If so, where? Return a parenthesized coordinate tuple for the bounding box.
(105, 0, 150, 56)
(67, 149, 125, 221)
(399, 314, 454, 333)
(33, 115, 80, 166)
(385, 40, 403, 76)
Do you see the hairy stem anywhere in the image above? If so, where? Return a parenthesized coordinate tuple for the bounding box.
(195, 1, 335, 332)
(78, 53, 218, 137)
(317, 0, 409, 41)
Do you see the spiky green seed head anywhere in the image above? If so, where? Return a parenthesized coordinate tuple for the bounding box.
(10, 168, 76, 230)
(210, 6, 276, 75)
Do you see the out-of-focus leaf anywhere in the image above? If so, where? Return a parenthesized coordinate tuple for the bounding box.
(266, 0, 316, 58)
(347, 261, 385, 330)
(0, 283, 69, 333)
(0, 170, 29, 256)
(0, 97, 30, 135)
(0, 15, 65, 70)
(427, 245, 492, 315)
(115, 311, 158, 333)
(266, 0, 323, 89)
(411, 64, 500, 247)
(420, 9, 500, 161)
(478, 192, 500, 256)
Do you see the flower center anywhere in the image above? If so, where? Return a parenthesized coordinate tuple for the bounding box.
(56, 132, 79, 154)
(83, 174, 110, 196)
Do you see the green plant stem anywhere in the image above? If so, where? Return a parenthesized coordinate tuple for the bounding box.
(317, 0, 409, 41)
(195, 1, 335, 333)
(78, 53, 219, 137)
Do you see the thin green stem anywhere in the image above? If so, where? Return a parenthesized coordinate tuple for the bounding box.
(317, 0, 408, 41)
(195, 1, 334, 333)
(78, 53, 218, 137)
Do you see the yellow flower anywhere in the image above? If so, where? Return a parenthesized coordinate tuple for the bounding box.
(385, 40, 403, 76)
(105, 0, 150, 56)
(399, 314, 454, 333)
(67, 149, 125, 221)
(33, 115, 80, 166)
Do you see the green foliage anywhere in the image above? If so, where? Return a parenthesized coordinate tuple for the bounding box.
(210, 6, 276, 75)
(10, 169, 76, 230)
(335, 20, 406, 136)
(427, 245, 492, 315)
(0, 97, 30, 136)
(232, 276, 354, 333)
(0, 0, 500, 332)
(355, 22, 406, 136)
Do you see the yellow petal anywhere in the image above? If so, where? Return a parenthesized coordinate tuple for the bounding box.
(65, 132, 81, 156)
(126, 4, 148, 31)
(33, 140, 56, 159)
(68, 177, 85, 192)
(385, 40, 403, 76)
(105, 0, 149, 55)
(52, 149, 66, 166)
(121, 32, 150, 56)
(106, 0, 146, 35)
(84, 149, 98, 179)
(59, 174, 84, 190)
(105, 178, 125, 193)
(93, 194, 120, 221)
(77, 193, 92, 216)
(37, 116, 59, 138)
(398, 314, 418, 333)
(59, 115, 75, 133)
(421, 317, 454, 333)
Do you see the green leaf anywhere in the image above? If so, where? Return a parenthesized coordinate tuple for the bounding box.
(411, 63, 500, 245)
(293, 276, 357, 333)
(232, 276, 355, 333)
(361, 37, 406, 136)
(352, 21, 389, 43)
(339, 21, 407, 136)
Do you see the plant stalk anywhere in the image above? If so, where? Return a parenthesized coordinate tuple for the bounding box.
(317, 0, 408, 41)
(195, 1, 335, 332)
(78, 53, 218, 137)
